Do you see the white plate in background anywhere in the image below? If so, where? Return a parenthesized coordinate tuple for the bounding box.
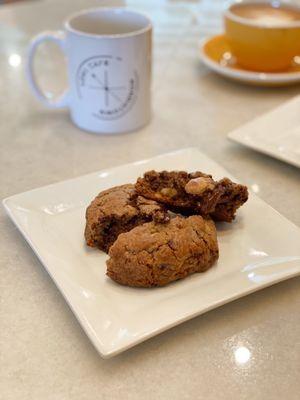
(228, 96, 300, 168)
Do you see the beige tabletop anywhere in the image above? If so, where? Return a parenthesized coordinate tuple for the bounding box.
(1, 0, 300, 399)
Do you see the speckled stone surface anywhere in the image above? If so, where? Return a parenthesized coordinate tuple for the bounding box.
(1, 0, 300, 399)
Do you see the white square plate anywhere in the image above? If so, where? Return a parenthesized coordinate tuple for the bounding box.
(3, 148, 300, 358)
(228, 96, 300, 168)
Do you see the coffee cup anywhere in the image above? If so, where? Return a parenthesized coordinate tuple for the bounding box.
(224, 0, 300, 72)
(26, 8, 152, 134)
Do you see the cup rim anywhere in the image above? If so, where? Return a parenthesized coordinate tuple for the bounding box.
(65, 7, 152, 38)
(225, 0, 300, 29)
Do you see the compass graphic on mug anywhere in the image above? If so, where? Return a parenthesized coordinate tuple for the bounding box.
(76, 55, 139, 121)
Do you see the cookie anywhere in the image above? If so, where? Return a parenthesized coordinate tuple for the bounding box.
(106, 215, 219, 287)
(85, 184, 169, 253)
(135, 170, 248, 222)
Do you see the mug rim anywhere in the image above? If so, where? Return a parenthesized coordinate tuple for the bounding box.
(65, 7, 152, 38)
(225, 0, 300, 29)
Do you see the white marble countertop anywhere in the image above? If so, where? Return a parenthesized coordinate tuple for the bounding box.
(1, 0, 300, 399)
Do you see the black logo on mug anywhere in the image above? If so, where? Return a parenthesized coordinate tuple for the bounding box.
(76, 55, 139, 120)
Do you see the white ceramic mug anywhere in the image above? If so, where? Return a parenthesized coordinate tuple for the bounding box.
(27, 8, 152, 134)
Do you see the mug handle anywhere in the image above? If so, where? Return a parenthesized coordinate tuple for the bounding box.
(26, 31, 69, 108)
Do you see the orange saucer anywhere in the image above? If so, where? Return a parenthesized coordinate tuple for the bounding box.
(199, 34, 300, 87)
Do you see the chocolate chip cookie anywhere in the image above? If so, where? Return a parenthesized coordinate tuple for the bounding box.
(106, 215, 219, 287)
(85, 184, 169, 253)
(135, 170, 248, 222)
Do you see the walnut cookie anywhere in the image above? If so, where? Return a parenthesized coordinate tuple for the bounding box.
(106, 215, 219, 288)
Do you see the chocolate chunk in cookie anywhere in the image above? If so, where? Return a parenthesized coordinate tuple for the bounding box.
(135, 170, 248, 222)
(85, 184, 169, 253)
(106, 215, 219, 287)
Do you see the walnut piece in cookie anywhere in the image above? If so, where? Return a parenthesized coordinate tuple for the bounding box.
(135, 170, 248, 222)
(185, 176, 215, 195)
(106, 215, 219, 287)
(85, 184, 169, 253)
